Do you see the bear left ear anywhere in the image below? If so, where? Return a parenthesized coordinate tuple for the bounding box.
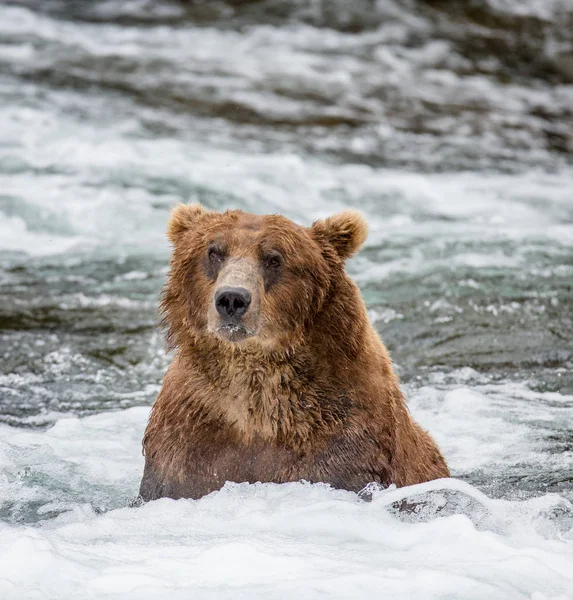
(310, 210, 368, 260)
(167, 203, 208, 244)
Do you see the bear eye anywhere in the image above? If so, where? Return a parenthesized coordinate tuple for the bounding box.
(208, 247, 224, 264)
(264, 252, 282, 270)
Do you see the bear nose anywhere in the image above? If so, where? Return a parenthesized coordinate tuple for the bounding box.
(215, 287, 252, 319)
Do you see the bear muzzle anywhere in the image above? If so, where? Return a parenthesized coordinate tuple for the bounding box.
(208, 259, 262, 343)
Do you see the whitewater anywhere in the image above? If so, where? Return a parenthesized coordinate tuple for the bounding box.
(1, 1, 573, 598)
(1, 407, 573, 600)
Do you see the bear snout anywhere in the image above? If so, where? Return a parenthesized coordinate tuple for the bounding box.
(207, 258, 262, 342)
(215, 286, 252, 320)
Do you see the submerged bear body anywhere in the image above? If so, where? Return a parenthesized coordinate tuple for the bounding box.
(140, 205, 448, 501)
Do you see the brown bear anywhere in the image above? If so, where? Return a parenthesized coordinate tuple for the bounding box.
(139, 204, 449, 501)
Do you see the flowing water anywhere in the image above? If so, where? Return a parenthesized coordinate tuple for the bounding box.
(1, 1, 573, 598)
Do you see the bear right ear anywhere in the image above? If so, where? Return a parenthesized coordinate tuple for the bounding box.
(167, 203, 208, 244)
(310, 210, 368, 261)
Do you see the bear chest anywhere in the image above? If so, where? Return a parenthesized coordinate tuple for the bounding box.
(147, 424, 387, 500)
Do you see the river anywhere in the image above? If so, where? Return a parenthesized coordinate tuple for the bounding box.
(1, 1, 572, 598)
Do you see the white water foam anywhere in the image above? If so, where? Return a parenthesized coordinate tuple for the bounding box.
(2, 127, 572, 263)
(0, 387, 572, 600)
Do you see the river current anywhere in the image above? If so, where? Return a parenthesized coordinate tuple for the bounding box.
(0, 2, 572, 598)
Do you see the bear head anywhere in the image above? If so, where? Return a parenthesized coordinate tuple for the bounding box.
(162, 204, 367, 350)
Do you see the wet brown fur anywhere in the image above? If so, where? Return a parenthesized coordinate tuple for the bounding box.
(139, 204, 449, 501)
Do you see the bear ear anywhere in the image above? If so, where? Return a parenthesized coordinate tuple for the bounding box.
(310, 210, 368, 260)
(167, 203, 208, 244)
